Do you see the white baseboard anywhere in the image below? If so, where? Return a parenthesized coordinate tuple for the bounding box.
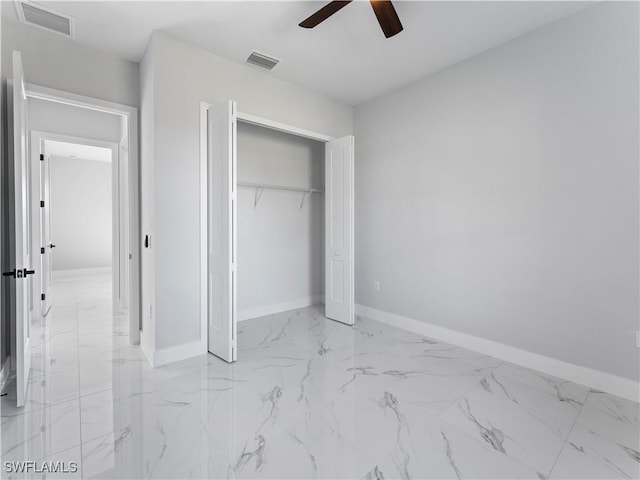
(139, 332, 154, 367)
(356, 304, 639, 402)
(53, 267, 112, 278)
(151, 339, 207, 367)
(239, 295, 324, 322)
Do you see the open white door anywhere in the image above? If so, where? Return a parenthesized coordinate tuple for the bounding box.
(12, 51, 33, 406)
(40, 150, 53, 316)
(325, 136, 355, 325)
(207, 101, 237, 362)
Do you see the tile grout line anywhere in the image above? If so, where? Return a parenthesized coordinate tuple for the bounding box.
(544, 388, 590, 478)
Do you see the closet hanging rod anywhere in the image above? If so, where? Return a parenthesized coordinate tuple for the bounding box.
(237, 181, 324, 194)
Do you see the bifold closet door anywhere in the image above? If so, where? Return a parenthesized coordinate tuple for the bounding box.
(207, 101, 237, 362)
(325, 136, 355, 325)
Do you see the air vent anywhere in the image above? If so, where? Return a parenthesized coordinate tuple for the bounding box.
(15, 1, 75, 38)
(246, 51, 280, 71)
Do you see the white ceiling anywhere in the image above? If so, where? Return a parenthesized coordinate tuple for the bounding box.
(8, 1, 594, 105)
(45, 140, 112, 162)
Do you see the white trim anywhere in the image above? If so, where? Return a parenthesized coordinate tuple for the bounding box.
(52, 267, 112, 278)
(237, 112, 334, 143)
(25, 83, 141, 347)
(140, 332, 153, 367)
(199, 103, 209, 351)
(25, 83, 136, 116)
(239, 296, 324, 322)
(356, 304, 640, 402)
(152, 339, 207, 367)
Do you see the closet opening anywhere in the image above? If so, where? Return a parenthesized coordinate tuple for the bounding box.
(202, 101, 354, 363)
(236, 121, 325, 322)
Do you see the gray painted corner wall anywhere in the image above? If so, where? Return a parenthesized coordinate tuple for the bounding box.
(237, 122, 324, 313)
(145, 32, 353, 351)
(1, 18, 139, 107)
(354, 2, 639, 380)
(50, 156, 112, 271)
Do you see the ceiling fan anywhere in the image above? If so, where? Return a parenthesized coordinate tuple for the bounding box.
(299, 0, 404, 39)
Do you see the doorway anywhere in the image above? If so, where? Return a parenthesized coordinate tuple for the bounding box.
(24, 83, 140, 347)
(30, 133, 124, 320)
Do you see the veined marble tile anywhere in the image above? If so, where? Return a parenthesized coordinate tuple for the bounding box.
(4, 273, 639, 480)
(582, 391, 640, 428)
(172, 451, 235, 480)
(549, 391, 640, 479)
(439, 382, 566, 475)
(363, 419, 544, 479)
(1, 370, 80, 418)
(231, 411, 374, 479)
(493, 363, 590, 406)
(1, 398, 81, 464)
(549, 433, 638, 480)
(475, 369, 585, 439)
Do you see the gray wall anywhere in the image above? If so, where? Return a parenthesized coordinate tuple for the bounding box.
(354, 2, 639, 381)
(1, 18, 139, 107)
(50, 156, 112, 271)
(237, 122, 324, 315)
(141, 32, 353, 352)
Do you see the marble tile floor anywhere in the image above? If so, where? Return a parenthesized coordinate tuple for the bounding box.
(1, 272, 639, 479)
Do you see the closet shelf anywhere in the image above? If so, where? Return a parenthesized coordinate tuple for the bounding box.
(237, 181, 323, 194)
(237, 181, 323, 209)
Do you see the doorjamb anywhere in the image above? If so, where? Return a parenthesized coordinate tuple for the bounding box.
(26, 83, 140, 345)
(199, 101, 335, 353)
(30, 131, 122, 314)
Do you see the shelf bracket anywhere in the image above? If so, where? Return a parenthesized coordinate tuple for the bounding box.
(299, 190, 312, 210)
(254, 186, 264, 208)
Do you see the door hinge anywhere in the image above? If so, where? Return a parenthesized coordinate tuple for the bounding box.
(40, 201, 45, 208)
(41, 293, 45, 301)
(40, 247, 45, 254)
(40, 154, 44, 161)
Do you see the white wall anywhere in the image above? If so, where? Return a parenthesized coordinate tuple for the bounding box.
(142, 32, 353, 354)
(50, 156, 112, 271)
(28, 97, 121, 143)
(237, 122, 324, 316)
(354, 2, 639, 381)
(1, 18, 139, 107)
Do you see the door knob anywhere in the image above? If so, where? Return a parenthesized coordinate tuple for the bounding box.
(2, 269, 16, 278)
(48, 244, 56, 248)
(23, 269, 35, 277)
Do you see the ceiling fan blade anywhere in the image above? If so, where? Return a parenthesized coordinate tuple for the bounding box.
(299, 1, 353, 28)
(369, 0, 403, 38)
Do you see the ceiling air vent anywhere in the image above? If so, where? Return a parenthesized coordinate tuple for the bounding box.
(15, 1, 75, 38)
(246, 51, 280, 71)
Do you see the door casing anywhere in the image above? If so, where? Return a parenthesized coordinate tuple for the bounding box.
(24, 83, 141, 346)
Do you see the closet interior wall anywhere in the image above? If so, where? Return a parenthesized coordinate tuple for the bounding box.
(237, 122, 325, 321)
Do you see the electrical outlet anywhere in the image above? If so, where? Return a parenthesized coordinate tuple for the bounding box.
(374, 280, 380, 292)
